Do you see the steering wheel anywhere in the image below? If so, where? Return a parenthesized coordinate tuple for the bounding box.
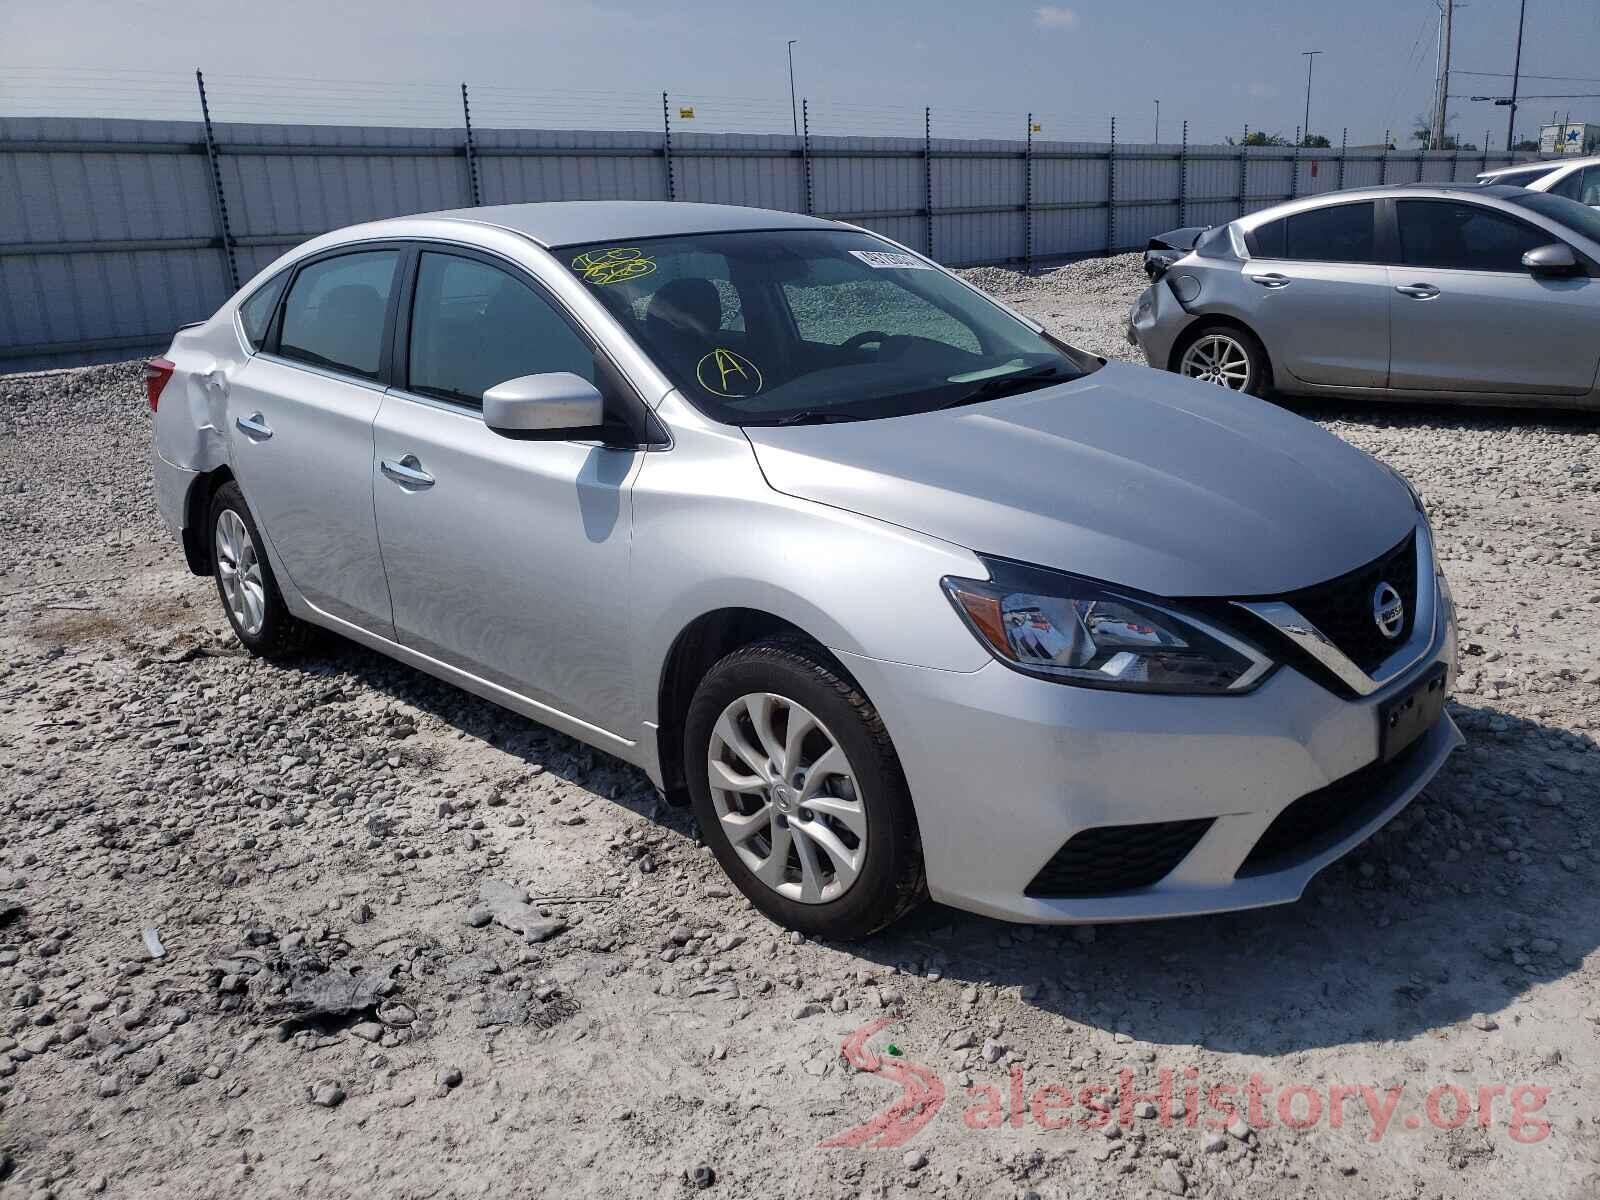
(841, 330, 893, 355)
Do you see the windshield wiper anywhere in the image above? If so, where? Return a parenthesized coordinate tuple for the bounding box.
(937, 364, 1066, 411)
(761, 409, 860, 426)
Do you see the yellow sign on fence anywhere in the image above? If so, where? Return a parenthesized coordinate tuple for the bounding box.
(679, 107, 695, 120)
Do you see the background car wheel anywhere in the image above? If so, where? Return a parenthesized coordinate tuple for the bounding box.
(684, 637, 925, 939)
(209, 480, 310, 659)
(1175, 325, 1269, 396)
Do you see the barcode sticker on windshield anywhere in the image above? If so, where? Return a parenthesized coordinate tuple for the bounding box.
(849, 250, 933, 270)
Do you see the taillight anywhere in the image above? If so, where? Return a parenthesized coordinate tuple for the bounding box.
(144, 357, 175, 412)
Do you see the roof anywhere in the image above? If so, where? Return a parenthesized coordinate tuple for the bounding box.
(424, 201, 840, 248)
(1480, 155, 1598, 177)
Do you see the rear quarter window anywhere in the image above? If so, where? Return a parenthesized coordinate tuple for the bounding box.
(237, 272, 287, 350)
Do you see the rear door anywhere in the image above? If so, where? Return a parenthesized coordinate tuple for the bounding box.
(1385, 198, 1599, 395)
(1240, 200, 1390, 387)
(371, 246, 643, 733)
(226, 247, 400, 636)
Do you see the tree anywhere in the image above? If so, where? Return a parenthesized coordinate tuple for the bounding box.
(1226, 130, 1290, 147)
(1513, 138, 1539, 151)
(1411, 111, 1469, 150)
(1301, 133, 1332, 148)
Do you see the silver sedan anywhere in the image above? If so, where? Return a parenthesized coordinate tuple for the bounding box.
(1130, 183, 1600, 407)
(152, 201, 1459, 938)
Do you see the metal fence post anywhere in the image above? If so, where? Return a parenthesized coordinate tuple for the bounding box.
(1338, 127, 1347, 189)
(662, 92, 675, 201)
(1291, 127, 1301, 200)
(1178, 120, 1188, 227)
(1106, 116, 1117, 254)
(802, 99, 815, 216)
(461, 83, 482, 207)
(1380, 131, 1389, 185)
(1238, 125, 1249, 217)
(194, 69, 240, 293)
(923, 106, 934, 258)
(1024, 112, 1034, 271)
(1482, 132, 1490, 178)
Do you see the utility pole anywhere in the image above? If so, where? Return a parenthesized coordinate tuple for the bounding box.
(1432, 0, 1454, 149)
(1154, 98, 1160, 143)
(1506, 0, 1525, 151)
(1301, 50, 1322, 146)
(787, 40, 799, 137)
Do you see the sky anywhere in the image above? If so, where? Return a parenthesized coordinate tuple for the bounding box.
(3, 0, 1597, 146)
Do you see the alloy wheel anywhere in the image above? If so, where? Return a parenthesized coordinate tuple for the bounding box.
(706, 692, 867, 904)
(1179, 333, 1252, 389)
(215, 507, 267, 637)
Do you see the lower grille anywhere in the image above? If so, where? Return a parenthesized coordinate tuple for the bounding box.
(1237, 735, 1430, 876)
(1025, 818, 1214, 898)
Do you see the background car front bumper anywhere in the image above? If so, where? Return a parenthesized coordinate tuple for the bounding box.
(838, 613, 1459, 924)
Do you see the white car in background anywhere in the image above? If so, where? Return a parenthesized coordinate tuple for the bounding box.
(1477, 155, 1600, 208)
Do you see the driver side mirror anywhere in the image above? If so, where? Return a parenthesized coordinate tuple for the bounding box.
(1522, 242, 1582, 277)
(482, 372, 605, 439)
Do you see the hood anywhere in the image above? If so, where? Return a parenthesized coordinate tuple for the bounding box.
(743, 362, 1416, 598)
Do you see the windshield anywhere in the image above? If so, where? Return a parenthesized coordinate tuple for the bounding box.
(1506, 190, 1600, 245)
(559, 228, 1092, 425)
(1478, 165, 1553, 187)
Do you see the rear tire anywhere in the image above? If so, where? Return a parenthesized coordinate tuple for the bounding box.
(208, 481, 310, 659)
(1174, 323, 1270, 397)
(684, 637, 925, 939)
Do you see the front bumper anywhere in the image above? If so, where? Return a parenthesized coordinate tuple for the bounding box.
(839, 600, 1459, 924)
(1127, 279, 1199, 371)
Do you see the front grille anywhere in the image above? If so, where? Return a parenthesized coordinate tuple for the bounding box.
(1236, 734, 1429, 876)
(1025, 818, 1214, 898)
(1280, 532, 1418, 674)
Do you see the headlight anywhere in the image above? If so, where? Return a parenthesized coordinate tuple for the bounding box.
(943, 559, 1274, 694)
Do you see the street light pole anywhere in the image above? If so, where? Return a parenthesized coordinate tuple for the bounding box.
(787, 40, 799, 137)
(1506, 0, 1525, 151)
(1154, 99, 1160, 143)
(1301, 50, 1322, 147)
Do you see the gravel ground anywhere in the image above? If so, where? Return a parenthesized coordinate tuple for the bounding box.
(2, 258, 1598, 1200)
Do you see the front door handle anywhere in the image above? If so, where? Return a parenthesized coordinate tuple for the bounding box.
(1394, 283, 1440, 299)
(380, 454, 435, 490)
(1250, 273, 1292, 289)
(235, 413, 273, 440)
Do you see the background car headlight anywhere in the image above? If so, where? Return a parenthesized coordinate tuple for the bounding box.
(943, 560, 1274, 694)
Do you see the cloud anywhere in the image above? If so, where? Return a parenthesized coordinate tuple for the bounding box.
(1034, 5, 1078, 29)
(1247, 82, 1278, 98)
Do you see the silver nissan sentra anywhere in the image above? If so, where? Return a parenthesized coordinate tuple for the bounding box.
(149, 200, 1460, 938)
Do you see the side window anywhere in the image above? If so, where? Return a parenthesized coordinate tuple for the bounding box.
(1579, 166, 1600, 207)
(407, 252, 595, 408)
(781, 277, 981, 353)
(278, 250, 400, 379)
(1548, 169, 1585, 202)
(1255, 202, 1376, 263)
(237, 272, 287, 350)
(1396, 201, 1551, 272)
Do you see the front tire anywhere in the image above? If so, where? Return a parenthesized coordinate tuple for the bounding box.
(1174, 324, 1270, 396)
(684, 638, 925, 939)
(208, 481, 309, 659)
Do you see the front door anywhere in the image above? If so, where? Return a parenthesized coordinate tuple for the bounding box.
(227, 248, 401, 636)
(1386, 198, 1600, 395)
(371, 248, 641, 734)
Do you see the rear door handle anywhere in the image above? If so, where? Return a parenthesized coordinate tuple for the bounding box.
(1395, 283, 1440, 299)
(235, 413, 273, 440)
(1250, 273, 1292, 289)
(380, 454, 435, 489)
